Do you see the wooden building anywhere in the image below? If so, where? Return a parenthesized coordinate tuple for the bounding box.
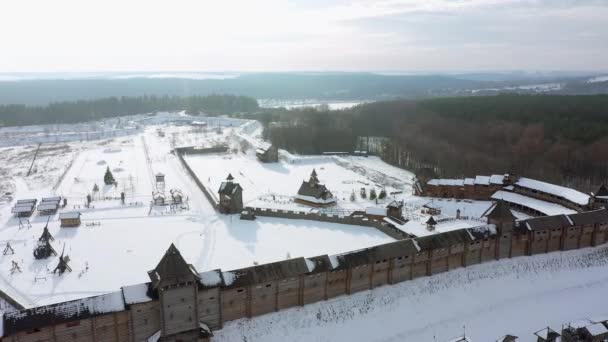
(218, 174, 243, 214)
(152, 191, 166, 206)
(294, 169, 337, 207)
(255, 144, 278, 163)
(386, 200, 404, 219)
(37, 197, 61, 215)
(11, 199, 37, 217)
(59, 211, 81, 227)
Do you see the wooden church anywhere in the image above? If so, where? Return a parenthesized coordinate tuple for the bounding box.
(294, 169, 337, 207)
(218, 174, 243, 214)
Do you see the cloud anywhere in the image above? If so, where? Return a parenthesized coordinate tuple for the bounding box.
(0, 0, 607, 71)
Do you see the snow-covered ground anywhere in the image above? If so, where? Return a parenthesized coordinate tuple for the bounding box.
(184, 152, 413, 212)
(213, 246, 608, 342)
(0, 119, 396, 307)
(0, 112, 598, 341)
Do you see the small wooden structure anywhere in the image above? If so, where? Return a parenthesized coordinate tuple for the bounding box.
(422, 202, 442, 216)
(240, 208, 256, 220)
(155, 173, 165, 192)
(152, 191, 166, 206)
(11, 199, 37, 217)
(34, 224, 57, 259)
(59, 211, 81, 227)
(218, 174, 243, 214)
(534, 327, 560, 342)
(256, 144, 278, 163)
(37, 197, 61, 215)
(426, 216, 437, 231)
(496, 334, 518, 342)
(3, 242, 14, 255)
(386, 200, 404, 219)
(170, 189, 184, 204)
(294, 169, 337, 207)
(53, 247, 72, 274)
(34, 239, 57, 259)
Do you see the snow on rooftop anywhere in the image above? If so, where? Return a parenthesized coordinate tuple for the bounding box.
(122, 283, 152, 305)
(365, 207, 386, 216)
(305, 259, 316, 273)
(428, 179, 465, 186)
(586, 322, 608, 336)
(199, 270, 223, 287)
(222, 272, 236, 286)
(491, 190, 577, 216)
(489, 174, 505, 184)
(516, 177, 590, 206)
(474, 175, 490, 185)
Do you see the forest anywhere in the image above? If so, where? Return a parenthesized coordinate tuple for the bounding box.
(0, 94, 258, 126)
(255, 94, 608, 192)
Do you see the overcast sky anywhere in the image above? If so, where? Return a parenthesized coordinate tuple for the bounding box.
(1, 0, 607, 72)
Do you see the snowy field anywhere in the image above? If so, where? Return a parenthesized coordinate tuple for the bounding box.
(214, 246, 608, 342)
(0, 112, 599, 341)
(0, 117, 395, 307)
(184, 153, 414, 212)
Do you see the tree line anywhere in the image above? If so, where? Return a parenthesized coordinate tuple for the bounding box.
(0, 94, 259, 126)
(250, 94, 608, 192)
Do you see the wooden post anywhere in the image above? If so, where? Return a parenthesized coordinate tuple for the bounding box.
(113, 312, 120, 342)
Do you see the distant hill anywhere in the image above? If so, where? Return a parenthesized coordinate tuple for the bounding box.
(3, 72, 606, 106)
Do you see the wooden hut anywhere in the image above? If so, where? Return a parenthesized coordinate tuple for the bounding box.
(255, 144, 278, 163)
(294, 169, 337, 207)
(386, 200, 404, 219)
(37, 197, 61, 215)
(152, 191, 166, 206)
(59, 212, 81, 227)
(11, 199, 37, 217)
(218, 174, 243, 214)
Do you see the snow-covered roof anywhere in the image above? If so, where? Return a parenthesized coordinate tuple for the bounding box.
(59, 211, 81, 220)
(489, 174, 505, 185)
(3, 291, 125, 335)
(41, 197, 61, 203)
(37, 203, 59, 211)
(464, 178, 475, 186)
(474, 175, 490, 185)
(122, 283, 153, 305)
(199, 270, 223, 287)
(427, 179, 465, 186)
(365, 207, 387, 216)
(491, 190, 577, 216)
(516, 177, 590, 206)
(11, 206, 34, 213)
(585, 322, 608, 336)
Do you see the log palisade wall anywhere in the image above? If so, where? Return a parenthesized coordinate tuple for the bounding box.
(5, 207, 608, 342)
